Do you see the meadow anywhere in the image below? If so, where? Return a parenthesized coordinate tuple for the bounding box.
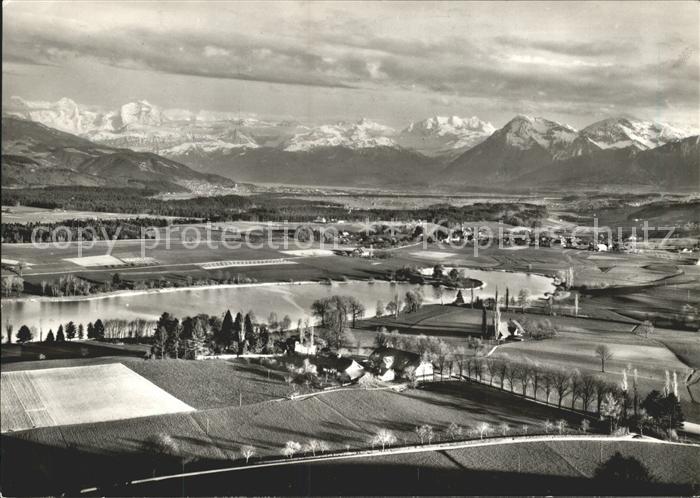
(1, 363, 194, 432)
(0, 374, 595, 495)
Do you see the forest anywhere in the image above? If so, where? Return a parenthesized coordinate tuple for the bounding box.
(2, 187, 547, 225)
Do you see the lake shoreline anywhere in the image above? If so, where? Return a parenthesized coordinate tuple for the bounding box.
(2, 277, 492, 305)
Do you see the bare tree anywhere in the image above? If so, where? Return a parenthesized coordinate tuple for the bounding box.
(636, 320, 654, 338)
(595, 344, 613, 373)
(600, 392, 622, 433)
(446, 422, 463, 441)
(556, 419, 568, 435)
(372, 429, 397, 450)
(241, 445, 256, 463)
(580, 419, 591, 433)
(485, 359, 498, 386)
(477, 422, 491, 439)
(305, 439, 321, 456)
(541, 371, 554, 405)
(415, 424, 434, 444)
(504, 363, 519, 393)
(521, 424, 529, 435)
(543, 419, 554, 434)
(282, 440, 302, 459)
(551, 370, 571, 408)
(578, 374, 597, 412)
(517, 288, 531, 313)
(499, 422, 510, 436)
(495, 361, 509, 391)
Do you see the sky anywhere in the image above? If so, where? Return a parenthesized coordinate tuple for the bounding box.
(2, 1, 699, 129)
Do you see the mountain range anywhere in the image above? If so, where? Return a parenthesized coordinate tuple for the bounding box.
(1, 117, 234, 192)
(3, 96, 698, 191)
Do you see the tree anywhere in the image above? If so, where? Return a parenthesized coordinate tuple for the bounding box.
(375, 300, 385, 318)
(551, 370, 571, 408)
(543, 419, 554, 434)
(499, 422, 510, 436)
(595, 344, 613, 372)
(320, 296, 354, 350)
(152, 326, 168, 359)
(556, 419, 568, 435)
(371, 429, 397, 450)
(280, 314, 292, 333)
(65, 321, 77, 340)
(446, 422, 463, 441)
(93, 319, 105, 340)
(77, 323, 84, 340)
(636, 320, 654, 338)
(5, 323, 14, 344)
(86, 322, 94, 339)
(517, 288, 531, 313)
(404, 290, 423, 313)
(240, 445, 256, 463)
(477, 422, 491, 439)
(243, 312, 256, 351)
(580, 419, 591, 433)
(304, 439, 322, 456)
(268, 312, 279, 331)
(415, 424, 434, 444)
(234, 312, 244, 347)
(281, 441, 302, 459)
(219, 310, 235, 350)
(453, 289, 464, 305)
(579, 374, 598, 412)
(432, 264, 445, 279)
(640, 390, 684, 433)
(600, 392, 623, 433)
(45, 329, 55, 343)
(16, 325, 33, 344)
(311, 298, 332, 327)
(347, 297, 366, 327)
(56, 325, 65, 342)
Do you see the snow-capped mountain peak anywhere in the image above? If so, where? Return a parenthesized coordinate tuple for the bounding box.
(119, 100, 163, 128)
(397, 115, 495, 157)
(581, 117, 697, 150)
(283, 119, 396, 151)
(498, 115, 578, 157)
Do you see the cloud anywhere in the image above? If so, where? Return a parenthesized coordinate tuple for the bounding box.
(494, 36, 637, 57)
(2, 1, 697, 126)
(203, 45, 230, 58)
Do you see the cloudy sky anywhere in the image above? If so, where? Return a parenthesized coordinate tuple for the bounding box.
(3, 1, 698, 128)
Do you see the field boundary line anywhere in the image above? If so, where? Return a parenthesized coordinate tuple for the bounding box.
(80, 434, 699, 494)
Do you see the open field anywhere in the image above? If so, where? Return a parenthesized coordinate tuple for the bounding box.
(1, 205, 183, 224)
(1, 363, 194, 432)
(0, 375, 595, 495)
(1, 355, 294, 410)
(1, 341, 149, 364)
(107, 439, 700, 496)
(359, 303, 700, 422)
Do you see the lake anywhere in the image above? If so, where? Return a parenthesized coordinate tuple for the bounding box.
(2, 269, 554, 333)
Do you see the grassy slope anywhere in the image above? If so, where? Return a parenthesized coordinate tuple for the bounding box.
(1, 380, 595, 495)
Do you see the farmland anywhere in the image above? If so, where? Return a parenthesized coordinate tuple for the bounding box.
(359, 303, 700, 422)
(1, 372, 599, 495)
(102, 439, 700, 496)
(1, 363, 194, 432)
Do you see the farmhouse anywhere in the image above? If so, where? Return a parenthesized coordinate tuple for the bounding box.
(311, 354, 365, 381)
(368, 347, 434, 381)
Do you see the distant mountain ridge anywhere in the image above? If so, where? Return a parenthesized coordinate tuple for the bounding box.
(4, 96, 698, 190)
(1, 117, 234, 191)
(443, 115, 699, 189)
